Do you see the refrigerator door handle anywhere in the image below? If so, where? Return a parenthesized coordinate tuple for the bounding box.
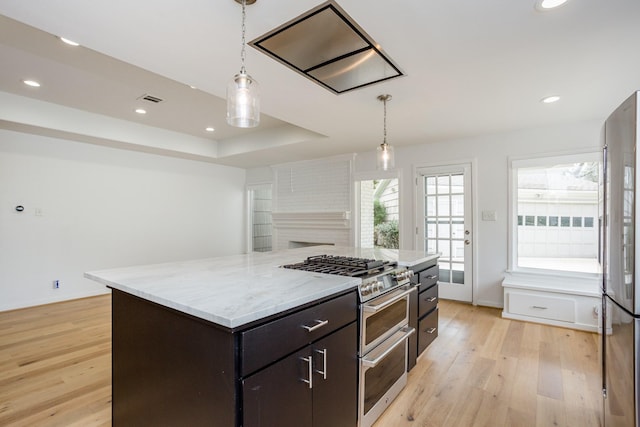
(601, 144, 608, 293)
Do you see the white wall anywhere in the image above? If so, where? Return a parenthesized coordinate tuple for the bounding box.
(0, 129, 246, 311)
(355, 119, 603, 307)
(271, 156, 354, 250)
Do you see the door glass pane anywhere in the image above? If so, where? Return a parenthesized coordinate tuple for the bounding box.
(437, 176, 449, 194)
(437, 222, 450, 238)
(438, 240, 451, 258)
(426, 177, 436, 195)
(451, 222, 464, 238)
(438, 265, 451, 282)
(451, 240, 464, 262)
(426, 196, 436, 216)
(437, 195, 450, 216)
(426, 221, 436, 238)
(451, 263, 464, 284)
(451, 174, 464, 193)
(451, 194, 464, 216)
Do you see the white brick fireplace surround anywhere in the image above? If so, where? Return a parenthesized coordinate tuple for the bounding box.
(272, 156, 354, 250)
(272, 211, 351, 250)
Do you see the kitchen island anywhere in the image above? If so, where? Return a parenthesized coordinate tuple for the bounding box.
(85, 246, 437, 427)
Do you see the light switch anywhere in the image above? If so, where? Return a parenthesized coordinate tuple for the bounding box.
(482, 210, 497, 221)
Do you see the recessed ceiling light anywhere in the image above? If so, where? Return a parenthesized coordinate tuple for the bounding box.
(541, 95, 560, 103)
(535, 0, 569, 11)
(205, 127, 215, 132)
(135, 108, 147, 114)
(23, 80, 41, 87)
(59, 37, 80, 46)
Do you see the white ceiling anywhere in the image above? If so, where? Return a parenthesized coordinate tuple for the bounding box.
(1, 0, 639, 168)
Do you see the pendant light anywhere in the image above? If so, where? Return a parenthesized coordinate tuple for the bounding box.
(376, 94, 395, 170)
(227, 0, 260, 128)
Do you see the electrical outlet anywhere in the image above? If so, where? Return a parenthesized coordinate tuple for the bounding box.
(53, 280, 59, 289)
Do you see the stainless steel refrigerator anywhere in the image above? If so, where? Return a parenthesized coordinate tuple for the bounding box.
(602, 90, 640, 427)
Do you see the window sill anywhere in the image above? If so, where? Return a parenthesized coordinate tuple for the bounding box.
(503, 270, 600, 298)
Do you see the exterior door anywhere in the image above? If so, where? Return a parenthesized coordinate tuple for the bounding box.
(417, 164, 473, 302)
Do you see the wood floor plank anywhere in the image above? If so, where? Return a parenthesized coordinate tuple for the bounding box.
(376, 300, 602, 427)
(0, 295, 602, 427)
(537, 341, 564, 400)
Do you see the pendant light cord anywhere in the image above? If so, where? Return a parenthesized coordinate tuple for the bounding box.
(382, 96, 387, 146)
(240, 0, 247, 74)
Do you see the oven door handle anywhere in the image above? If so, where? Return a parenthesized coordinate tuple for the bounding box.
(363, 286, 416, 313)
(361, 326, 415, 368)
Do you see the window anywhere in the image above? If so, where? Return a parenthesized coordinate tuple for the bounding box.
(357, 178, 399, 249)
(247, 184, 273, 252)
(510, 152, 600, 274)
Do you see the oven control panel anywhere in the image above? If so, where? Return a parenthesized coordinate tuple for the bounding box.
(359, 268, 414, 300)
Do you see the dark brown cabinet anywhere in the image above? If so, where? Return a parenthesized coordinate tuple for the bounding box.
(111, 288, 357, 427)
(242, 295, 358, 427)
(408, 261, 439, 370)
(243, 322, 357, 427)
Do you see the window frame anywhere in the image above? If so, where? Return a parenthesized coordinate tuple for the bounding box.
(507, 150, 601, 278)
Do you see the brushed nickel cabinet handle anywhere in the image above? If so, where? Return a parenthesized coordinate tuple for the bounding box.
(531, 306, 548, 310)
(426, 296, 437, 302)
(315, 348, 327, 380)
(426, 327, 436, 334)
(301, 356, 313, 389)
(302, 319, 329, 332)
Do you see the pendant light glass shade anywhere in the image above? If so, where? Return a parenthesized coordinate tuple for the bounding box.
(226, 0, 260, 128)
(377, 143, 395, 170)
(376, 94, 394, 171)
(227, 71, 260, 128)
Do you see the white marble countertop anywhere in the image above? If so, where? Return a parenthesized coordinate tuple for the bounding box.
(85, 246, 438, 329)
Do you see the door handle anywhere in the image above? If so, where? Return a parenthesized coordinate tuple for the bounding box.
(363, 286, 416, 313)
(465, 240, 470, 245)
(361, 327, 415, 368)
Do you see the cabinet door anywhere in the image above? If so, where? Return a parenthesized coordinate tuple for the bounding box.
(312, 322, 358, 427)
(243, 348, 313, 427)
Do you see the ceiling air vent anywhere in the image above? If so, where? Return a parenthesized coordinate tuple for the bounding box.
(138, 94, 164, 103)
(250, 0, 404, 94)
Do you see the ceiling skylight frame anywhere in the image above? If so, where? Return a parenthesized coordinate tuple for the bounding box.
(249, 0, 404, 94)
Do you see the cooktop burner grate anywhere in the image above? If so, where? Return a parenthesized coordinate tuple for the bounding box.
(282, 255, 393, 277)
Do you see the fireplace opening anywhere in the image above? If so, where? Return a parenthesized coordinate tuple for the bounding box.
(288, 241, 335, 249)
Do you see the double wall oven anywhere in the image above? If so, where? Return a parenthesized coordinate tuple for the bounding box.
(283, 255, 415, 427)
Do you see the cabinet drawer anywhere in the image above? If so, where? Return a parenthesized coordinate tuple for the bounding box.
(418, 308, 438, 356)
(241, 291, 357, 376)
(508, 292, 575, 323)
(417, 265, 439, 293)
(418, 284, 438, 318)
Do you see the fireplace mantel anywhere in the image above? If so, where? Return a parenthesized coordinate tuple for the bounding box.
(271, 211, 351, 229)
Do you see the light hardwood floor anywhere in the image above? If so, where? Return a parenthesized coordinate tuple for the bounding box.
(375, 301, 602, 427)
(0, 295, 602, 426)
